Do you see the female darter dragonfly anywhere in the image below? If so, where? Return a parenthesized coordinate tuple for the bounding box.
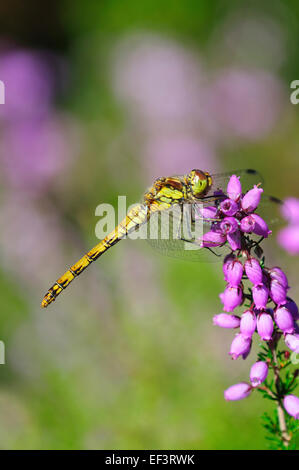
(41, 169, 281, 308)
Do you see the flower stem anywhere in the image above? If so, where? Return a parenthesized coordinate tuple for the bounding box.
(269, 339, 291, 447)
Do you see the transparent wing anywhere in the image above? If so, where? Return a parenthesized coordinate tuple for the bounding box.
(144, 194, 282, 263)
(145, 203, 230, 263)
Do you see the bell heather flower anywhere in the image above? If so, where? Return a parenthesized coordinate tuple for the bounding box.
(285, 298, 299, 321)
(225, 259, 243, 287)
(274, 306, 294, 334)
(227, 231, 241, 251)
(257, 312, 274, 341)
(224, 382, 252, 401)
(252, 284, 269, 310)
(284, 333, 299, 353)
(196, 205, 218, 219)
(220, 217, 239, 235)
(229, 333, 252, 360)
(200, 174, 299, 445)
(278, 197, 299, 255)
(269, 267, 289, 290)
(244, 257, 263, 285)
(251, 214, 271, 238)
(213, 313, 241, 329)
(269, 279, 287, 305)
(241, 185, 263, 212)
(226, 175, 242, 202)
(201, 230, 226, 248)
(240, 215, 256, 233)
(240, 310, 257, 338)
(220, 198, 239, 216)
(250, 362, 269, 387)
(220, 286, 243, 312)
(283, 395, 299, 419)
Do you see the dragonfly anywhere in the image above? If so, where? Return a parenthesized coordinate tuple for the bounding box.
(41, 168, 282, 308)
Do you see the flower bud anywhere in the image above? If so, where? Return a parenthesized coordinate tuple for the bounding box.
(227, 175, 242, 202)
(213, 313, 241, 329)
(241, 185, 263, 212)
(252, 284, 269, 310)
(200, 230, 226, 248)
(270, 279, 287, 305)
(220, 286, 243, 312)
(225, 259, 243, 287)
(223, 254, 235, 282)
(244, 257, 263, 285)
(283, 394, 299, 420)
(269, 267, 289, 290)
(284, 333, 299, 353)
(224, 382, 252, 401)
(285, 298, 299, 321)
(229, 333, 252, 360)
(240, 310, 256, 338)
(240, 215, 255, 233)
(257, 312, 274, 341)
(220, 198, 239, 216)
(274, 306, 294, 334)
(251, 214, 271, 238)
(227, 231, 241, 251)
(250, 361, 268, 387)
(196, 205, 218, 220)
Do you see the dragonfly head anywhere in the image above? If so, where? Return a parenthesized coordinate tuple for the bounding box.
(187, 170, 212, 198)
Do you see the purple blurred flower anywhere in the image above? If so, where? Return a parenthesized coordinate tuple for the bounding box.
(278, 225, 299, 255)
(252, 284, 269, 310)
(283, 395, 299, 419)
(213, 313, 241, 329)
(240, 310, 257, 338)
(208, 69, 283, 140)
(220, 198, 239, 216)
(224, 382, 252, 401)
(281, 198, 299, 225)
(244, 257, 263, 285)
(0, 118, 73, 192)
(0, 49, 53, 120)
(250, 361, 268, 387)
(269, 279, 287, 306)
(225, 259, 243, 287)
(257, 312, 274, 341)
(229, 333, 252, 360)
(274, 306, 294, 334)
(241, 185, 263, 212)
(220, 286, 243, 312)
(227, 175, 242, 202)
(284, 333, 299, 353)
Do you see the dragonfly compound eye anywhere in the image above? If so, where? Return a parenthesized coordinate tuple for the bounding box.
(188, 169, 211, 198)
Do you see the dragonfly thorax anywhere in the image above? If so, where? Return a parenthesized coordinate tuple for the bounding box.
(187, 170, 212, 199)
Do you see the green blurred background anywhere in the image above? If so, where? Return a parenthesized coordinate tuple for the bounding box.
(0, 0, 298, 449)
